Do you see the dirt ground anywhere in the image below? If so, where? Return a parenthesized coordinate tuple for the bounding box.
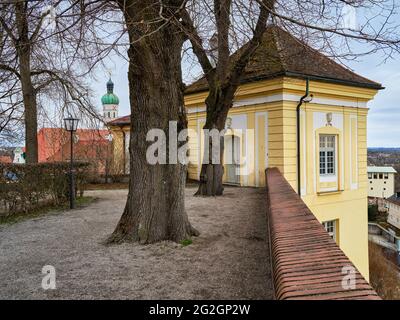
(0, 186, 273, 299)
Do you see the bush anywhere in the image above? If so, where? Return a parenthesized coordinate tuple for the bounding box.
(110, 174, 126, 183)
(0, 162, 90, 216)
(368, 204, 379, 221)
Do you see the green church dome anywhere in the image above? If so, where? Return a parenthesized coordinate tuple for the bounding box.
(101, 78, 119, 105)
(101, 93, 119, 105)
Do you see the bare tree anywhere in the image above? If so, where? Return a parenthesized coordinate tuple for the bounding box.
(181, 0, 274, 195)
(107, 0, 199, 243)
(0, 1, 113, 162)
(180, 0, 400, 196)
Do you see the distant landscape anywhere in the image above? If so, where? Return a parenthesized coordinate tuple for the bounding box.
(368, 148, 400, 153)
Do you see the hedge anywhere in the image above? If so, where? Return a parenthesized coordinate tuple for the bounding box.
(0, 162, 90, 216)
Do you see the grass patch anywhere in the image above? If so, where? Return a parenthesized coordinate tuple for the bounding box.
(180, 238, 193, 246)
(0, 196, 95, 225)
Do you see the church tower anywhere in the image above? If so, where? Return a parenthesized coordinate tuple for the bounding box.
(101, 78, 119, 123)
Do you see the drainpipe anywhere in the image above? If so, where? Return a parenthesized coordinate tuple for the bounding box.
(296, 78, 312, 195)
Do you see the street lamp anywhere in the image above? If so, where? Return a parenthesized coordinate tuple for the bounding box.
(64, 116, 79, 209)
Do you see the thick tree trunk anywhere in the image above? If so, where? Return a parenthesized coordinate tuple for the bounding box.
(108, 2, 198, 243)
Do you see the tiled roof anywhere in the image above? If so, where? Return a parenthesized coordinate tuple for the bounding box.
(265, 168, 380, 300)
(367, 166, 397, 174)
(107, 115, 130, 126)
(185, 25, 383, 94)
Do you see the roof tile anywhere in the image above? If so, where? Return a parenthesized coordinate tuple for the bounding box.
(185, 25, 382, 94)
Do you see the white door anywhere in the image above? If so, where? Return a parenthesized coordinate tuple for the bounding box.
(224, 134, 240, 184)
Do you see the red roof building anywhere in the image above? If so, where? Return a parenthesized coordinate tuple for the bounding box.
(0, 155, 12, 163)
(38, 128, 111, 174)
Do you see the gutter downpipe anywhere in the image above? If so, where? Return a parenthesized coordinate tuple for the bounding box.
(296, 78, 309, 195)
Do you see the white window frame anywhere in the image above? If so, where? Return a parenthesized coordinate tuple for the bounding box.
(319, 135, 337, 182)
(322, 220, 337, 242)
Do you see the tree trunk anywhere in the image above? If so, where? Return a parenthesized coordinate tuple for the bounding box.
(19, 51, 38, 164)
(108, 2, 198, 243)
(195, 88, 232, 196)
(195, 134, 225, 196)
(15, 2, 38, 163)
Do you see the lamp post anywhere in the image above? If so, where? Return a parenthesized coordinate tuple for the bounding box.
(64, 116, 79, 209)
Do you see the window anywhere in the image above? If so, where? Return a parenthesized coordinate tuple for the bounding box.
(373, 173, 377, 179)
(379, 173, 383, 179)
(371, 187, 373, 190)
(319, 135, 335, 175)
(368, 173, 372, 179)
(322, 220, 337, 241)
(370, 181, 372, 184)
(384, 173, 389, 179)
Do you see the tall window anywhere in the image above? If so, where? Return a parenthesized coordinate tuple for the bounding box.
(319, 135, 335, 175)
(322, 220, 337, 241)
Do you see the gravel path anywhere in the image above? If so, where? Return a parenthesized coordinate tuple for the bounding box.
(0, 186, 273, 299)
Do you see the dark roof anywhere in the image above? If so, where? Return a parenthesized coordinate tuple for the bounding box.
(387, 193, 400, 206)
(107, 115, 130, 126)
(185, 25, 383, 94)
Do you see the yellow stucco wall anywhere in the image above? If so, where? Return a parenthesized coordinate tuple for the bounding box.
(185, 77, 378, 281)
(110, 126, 129, 175)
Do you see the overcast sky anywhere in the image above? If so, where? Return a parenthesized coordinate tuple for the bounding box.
(91, 46, 400, 148)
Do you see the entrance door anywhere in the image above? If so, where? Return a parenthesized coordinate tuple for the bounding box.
(224, 134, 240, 184)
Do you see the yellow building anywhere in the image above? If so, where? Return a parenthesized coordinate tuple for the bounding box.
(109, 26, 383, 280)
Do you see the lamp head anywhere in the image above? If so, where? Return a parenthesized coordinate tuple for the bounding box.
(64, 116, 79, 132)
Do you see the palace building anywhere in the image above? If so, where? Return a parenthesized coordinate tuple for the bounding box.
(108, 26, 383, 280)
